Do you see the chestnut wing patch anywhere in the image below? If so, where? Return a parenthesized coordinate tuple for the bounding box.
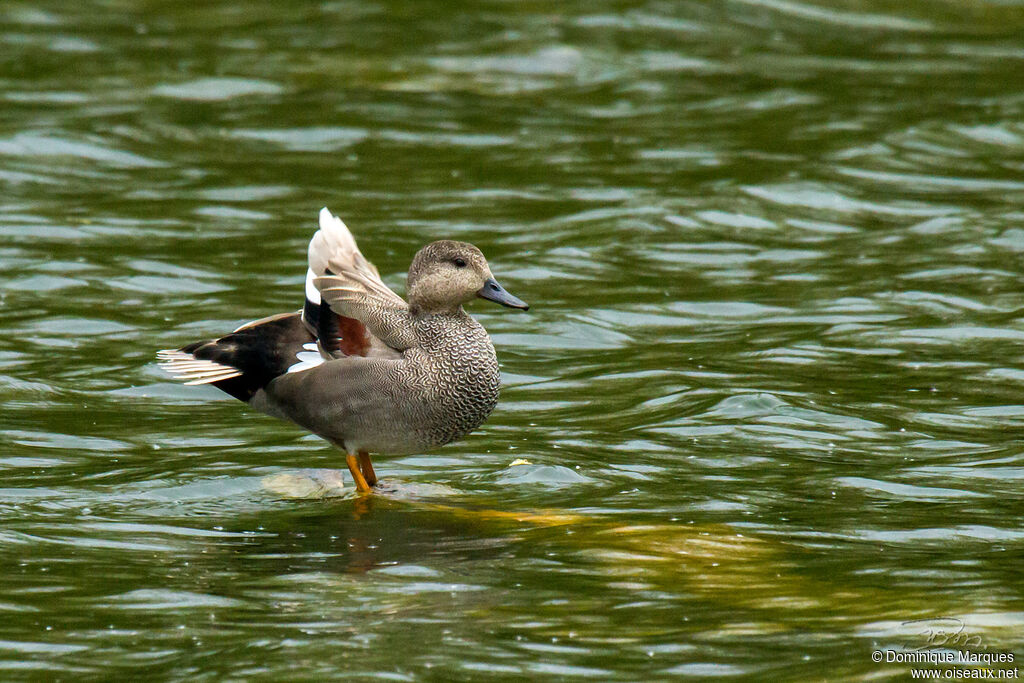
(317, 300, 371, 357)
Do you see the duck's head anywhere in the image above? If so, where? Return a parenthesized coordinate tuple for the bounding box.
(407, 240, 529, 315)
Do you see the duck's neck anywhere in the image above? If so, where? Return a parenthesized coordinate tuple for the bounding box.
(409, 303, 466, 318)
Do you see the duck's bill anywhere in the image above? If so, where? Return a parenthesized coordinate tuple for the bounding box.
(478, 278, 529, 310)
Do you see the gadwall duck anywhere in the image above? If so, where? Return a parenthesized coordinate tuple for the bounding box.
(158, 208, 528, 492)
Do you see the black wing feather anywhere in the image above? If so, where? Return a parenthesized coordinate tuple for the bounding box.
(180, 313, 314, 401)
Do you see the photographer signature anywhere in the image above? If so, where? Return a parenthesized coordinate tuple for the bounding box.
(902, 617, 985, 651)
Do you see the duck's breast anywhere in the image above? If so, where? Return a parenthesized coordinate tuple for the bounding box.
(408, 316, 501, 447)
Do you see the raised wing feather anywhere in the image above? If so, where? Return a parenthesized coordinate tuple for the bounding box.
(308, 208, 413, 352)
(309, 208, 406, 310)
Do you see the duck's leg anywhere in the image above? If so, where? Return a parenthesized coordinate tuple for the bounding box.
(358, 451, 377, 487)
(345, 453, 371, 493)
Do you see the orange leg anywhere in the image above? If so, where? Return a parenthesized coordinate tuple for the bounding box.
(345, 453, 371, 493)
(358, 451, 377, 487)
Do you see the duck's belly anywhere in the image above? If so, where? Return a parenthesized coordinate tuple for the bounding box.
(338, 392, 498, 455)
(252, 373, 498, 456)
(251, 349, 501, 455)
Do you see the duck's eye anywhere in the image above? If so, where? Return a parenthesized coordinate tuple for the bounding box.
(453, 258, 467, 268)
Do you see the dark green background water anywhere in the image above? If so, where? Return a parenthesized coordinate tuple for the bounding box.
(2, 0, 1023, 679)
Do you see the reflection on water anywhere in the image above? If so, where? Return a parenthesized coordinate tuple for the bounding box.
(2, 0, 1024, 678)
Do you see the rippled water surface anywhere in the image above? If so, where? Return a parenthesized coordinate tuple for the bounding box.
(3, 0, 1024, 679)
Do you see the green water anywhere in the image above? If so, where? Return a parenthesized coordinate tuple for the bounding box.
(2, 0, 1024, 679)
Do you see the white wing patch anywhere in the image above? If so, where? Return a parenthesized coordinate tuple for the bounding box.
(304, 267, 321, 306)
(287, 342, 325, 374)
(157, 350, 243, 385)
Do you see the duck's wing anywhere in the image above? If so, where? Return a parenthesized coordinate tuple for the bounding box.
(306, 208, 414, 353)
(158, 312, 318, 401)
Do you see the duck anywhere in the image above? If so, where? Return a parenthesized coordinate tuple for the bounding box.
(158, 207, 528, 492)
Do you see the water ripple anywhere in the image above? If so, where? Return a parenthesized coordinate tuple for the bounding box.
(2, 0, 1024, 678)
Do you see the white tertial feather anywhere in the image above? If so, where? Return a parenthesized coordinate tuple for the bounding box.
(156, 349, 242, 385)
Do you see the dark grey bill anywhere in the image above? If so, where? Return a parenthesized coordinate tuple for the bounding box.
(477, 277, 529, 310)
